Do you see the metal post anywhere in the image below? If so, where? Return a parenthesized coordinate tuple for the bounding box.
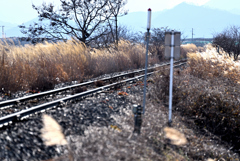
(133, 8, 151, 135)
(142, 8, 151, 115)
(168, 30, 174, 126)
(143, 29, 150, 114)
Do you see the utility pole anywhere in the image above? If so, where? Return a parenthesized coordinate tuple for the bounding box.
(192, 28, 195, 44)
(0, 26, 5, 38)
(192, 28, 193, 43)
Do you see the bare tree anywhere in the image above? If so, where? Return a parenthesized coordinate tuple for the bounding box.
(213, 25, 240, 60)
(108, 0, 128, 47)
(148, 27, 171, 60)
(90, 25, 138, 48)
(19, 0, 117, 45)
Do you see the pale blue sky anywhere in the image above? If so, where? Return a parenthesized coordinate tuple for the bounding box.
(0, 0, 211, 24)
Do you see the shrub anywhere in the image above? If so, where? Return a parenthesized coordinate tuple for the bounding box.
(151, 68, 181, 104)
(213, 25, 240, 60)
(175, 74, 240, 150)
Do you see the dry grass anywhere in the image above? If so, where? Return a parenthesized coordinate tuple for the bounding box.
(0, 39, 154, 93)
(187, 44, 240, 82)
(163, 127, 187, 146)
(180, 43, 204, 59)
(41, 114, 67, 146)
(152, 44, 240, 158)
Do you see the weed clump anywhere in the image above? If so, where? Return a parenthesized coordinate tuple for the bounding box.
(180, 43, 202, 59)
(153, 44, 240, 153)
(176, 74, 240, 145)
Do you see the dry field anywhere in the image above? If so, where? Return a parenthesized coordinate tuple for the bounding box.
(0, 39, 194, 94)
(0, 39, 158, 93)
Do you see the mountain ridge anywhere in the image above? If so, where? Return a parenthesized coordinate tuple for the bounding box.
(119, 2, 240, 38)
(3, 2, 240, 39)
(204, 0, 240, 10)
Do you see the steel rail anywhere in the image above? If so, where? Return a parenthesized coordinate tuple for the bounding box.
(0, 62, 186, 127)
(0, 73, 149, 126)
(0, 59, 187, 109)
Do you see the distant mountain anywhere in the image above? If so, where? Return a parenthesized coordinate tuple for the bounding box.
(152, 2, 240, 38)
(0, 21, 18, 38)
(119, 2, 240, 38)
(204, 0, 240, 10)
(3, 2, 240, 39)
(230, 8, 240, 15)
(5, 27, 24, 38)
(5, 17, 39, 38)
(118, 11, 163, 32)
(204, 0, 240, 14)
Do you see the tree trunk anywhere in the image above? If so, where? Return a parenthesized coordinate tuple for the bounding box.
(115, 16, 118, 49)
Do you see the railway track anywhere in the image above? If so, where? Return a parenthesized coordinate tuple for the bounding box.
(0, 59, 187, 127)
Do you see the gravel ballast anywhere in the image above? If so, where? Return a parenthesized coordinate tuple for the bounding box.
(0, 79, 145, 161)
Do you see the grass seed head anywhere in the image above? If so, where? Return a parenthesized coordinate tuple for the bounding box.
(164, 127, 187, 146)
(41, 114, 67, 146)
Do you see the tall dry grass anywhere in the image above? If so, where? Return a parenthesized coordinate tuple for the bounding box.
(0, 39, 155, 93)
(187, 44, 240, 82)
(153, 44, 240, 153)
(180, 43, 204, 59)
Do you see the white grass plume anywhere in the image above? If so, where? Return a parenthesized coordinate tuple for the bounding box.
(164, 127, 187, 146)
(41, 114, 67, 146)
(207, 158, 215, 161)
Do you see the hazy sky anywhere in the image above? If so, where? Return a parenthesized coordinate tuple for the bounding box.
(0, 0, 210, 24)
